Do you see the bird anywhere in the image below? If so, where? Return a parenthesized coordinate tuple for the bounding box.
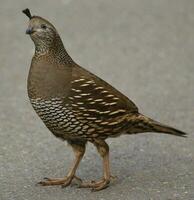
(23, 8, 187, 191)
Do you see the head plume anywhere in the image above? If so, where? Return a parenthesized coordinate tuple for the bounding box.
(22, 8, 33, 19)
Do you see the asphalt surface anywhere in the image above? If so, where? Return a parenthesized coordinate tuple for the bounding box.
(0, 0, 194, 199)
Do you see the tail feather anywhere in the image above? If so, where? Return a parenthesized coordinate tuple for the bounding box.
(150, 120, 187, 137)
(127, 114, 187, 137)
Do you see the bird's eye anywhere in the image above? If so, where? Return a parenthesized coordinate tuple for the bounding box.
(41, 24, 47, 29)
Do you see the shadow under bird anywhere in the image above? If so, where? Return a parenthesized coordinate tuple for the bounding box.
(23, 8, 187, 191)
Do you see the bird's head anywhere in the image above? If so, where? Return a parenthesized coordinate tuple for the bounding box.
(23, 8, 59, 52)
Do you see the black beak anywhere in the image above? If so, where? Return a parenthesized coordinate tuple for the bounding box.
(26, 27, 33, 34)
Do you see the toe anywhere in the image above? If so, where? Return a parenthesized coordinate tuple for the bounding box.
(78, 178, 110, 191)
(38, 177, 70, 186)
(37, 175, 82, 187)
(91, 180, 110, 191)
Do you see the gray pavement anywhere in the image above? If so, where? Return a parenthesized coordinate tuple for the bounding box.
(0, 0, 194, 199)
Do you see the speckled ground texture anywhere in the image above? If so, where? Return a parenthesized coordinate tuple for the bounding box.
(0, 0, 194, 200)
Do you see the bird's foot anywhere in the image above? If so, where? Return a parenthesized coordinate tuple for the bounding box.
(78, 175, 117, 191)
(37, 175, 82, 187)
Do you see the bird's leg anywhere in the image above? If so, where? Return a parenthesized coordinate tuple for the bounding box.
(38, 141, 86, 187)
(79, 139, 114, 191)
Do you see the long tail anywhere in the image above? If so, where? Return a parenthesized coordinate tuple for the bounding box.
(127, 114, 187, 137)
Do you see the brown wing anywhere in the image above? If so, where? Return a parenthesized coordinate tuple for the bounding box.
(67, 65, 138, 135)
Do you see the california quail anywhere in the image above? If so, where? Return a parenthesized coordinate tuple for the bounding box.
(23, 8, 187, 191)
